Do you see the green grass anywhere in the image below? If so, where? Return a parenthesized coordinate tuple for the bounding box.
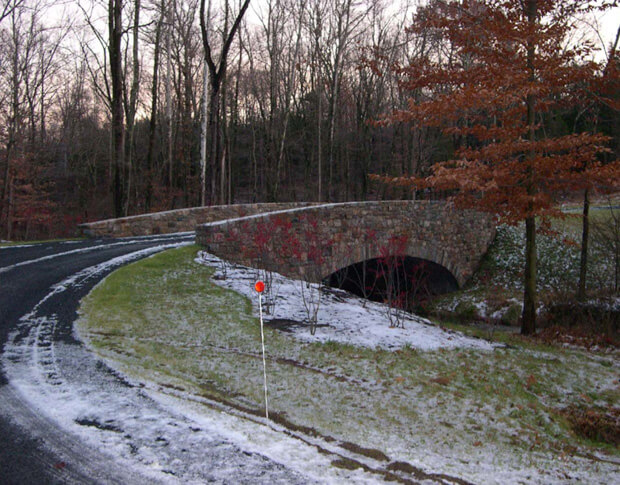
(429, 204, 619, 325)
(77, 245, 619, 483)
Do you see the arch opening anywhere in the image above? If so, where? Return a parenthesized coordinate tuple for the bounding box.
(324, 256, 459, 313)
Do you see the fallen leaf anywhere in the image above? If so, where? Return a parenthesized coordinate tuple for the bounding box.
(526, 374, 537, 389)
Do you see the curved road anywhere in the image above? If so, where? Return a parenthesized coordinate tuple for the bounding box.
(0, 234, 309, 484)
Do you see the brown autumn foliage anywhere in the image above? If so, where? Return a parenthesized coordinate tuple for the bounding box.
(373, 0, 619, 224)
(559, 405, 620, 446)
(3, 154, 58, 240)
(371, 0, 620, 335)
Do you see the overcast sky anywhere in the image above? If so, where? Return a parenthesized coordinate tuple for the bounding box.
(41, 1, 620, 62)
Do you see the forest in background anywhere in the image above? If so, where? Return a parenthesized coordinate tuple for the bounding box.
(0, 0, 618, 240)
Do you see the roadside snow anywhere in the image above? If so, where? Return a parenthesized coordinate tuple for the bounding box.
(5, 241, 374, 484)
(195, 251, 497, 351)
(0, 233, 194, 274)
(0, 242, 35, 249)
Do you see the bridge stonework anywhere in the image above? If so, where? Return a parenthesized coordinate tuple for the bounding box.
(196, 201, 496, 287)
(78, 203, 319, 238)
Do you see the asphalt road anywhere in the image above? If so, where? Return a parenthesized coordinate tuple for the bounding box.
(0, 235, 307, 484)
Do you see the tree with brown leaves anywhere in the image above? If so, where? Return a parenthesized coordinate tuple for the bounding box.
(372, 0, 619, 335)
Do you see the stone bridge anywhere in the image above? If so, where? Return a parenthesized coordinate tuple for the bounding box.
(78, 203, 319, 238)
(196, 201, 496, 288)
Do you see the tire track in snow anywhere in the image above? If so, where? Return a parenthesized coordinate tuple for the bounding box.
(1, 238, 377, 484)
(4, 241, 306, 483)
(0, 233, 194, 274)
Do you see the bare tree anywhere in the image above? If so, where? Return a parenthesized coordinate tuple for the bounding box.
(0, 0, 69, 238)
(164, 0, 174, 192)
(0, 2, 28, 237)
(0, 0, 44, 236)
(243, 0, 307, 200)
(123, 0, 141, 214)
(108, 0, 125, 217)
(144, 1, 165, 211)
(0, 0, 24, 24)
(323, 0, 368, 201)
(591, 203, 620, 293)
(170, 0, 202, 205)
(199, 0, 212, 206)
(577, 22, 620, 300)
(199, 0, 250, 205)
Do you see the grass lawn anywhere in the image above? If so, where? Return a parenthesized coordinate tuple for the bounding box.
(77, 245, 619, 484)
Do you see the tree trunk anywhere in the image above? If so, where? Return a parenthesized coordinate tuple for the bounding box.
(145, 6, 163, 213)
(219, 11, 228, 207)
(109, 0, 125, 218)
(124, 0, 140, 216)
(200, 62, 209, 206)
(317, 84, 322, 202)
(165, 0, 173, 190)
(521, 0, 538, 335)
(327, 74, 338, 202)
(522, 216, 537, 335)
(6, 175, 14, 241)
(208, 87, 220, 203)
(1, 153, 10, 237)
(1, 7, 20, 237)
(199, 0, 250, 206)
(577, 187, 590, 300)
(228, 35, 243, 205)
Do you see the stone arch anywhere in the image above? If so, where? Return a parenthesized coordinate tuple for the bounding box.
(320, 233, 463, 288)
(323, 251, 460, 306)
(196, 200, 496, 287)
(322, 246, 460, 290)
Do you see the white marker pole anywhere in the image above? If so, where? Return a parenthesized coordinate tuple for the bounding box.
(255, 281, 269, 419)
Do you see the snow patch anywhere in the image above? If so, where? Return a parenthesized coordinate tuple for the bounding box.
(3, 240, 387, 484)
(195, 251, 497, 351)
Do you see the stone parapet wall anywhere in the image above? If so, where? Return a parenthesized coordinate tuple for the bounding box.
(196, 201, 496, 287)
(78, 203, 319, 238)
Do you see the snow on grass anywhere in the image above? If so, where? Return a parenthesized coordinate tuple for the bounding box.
(76, 246, 619, 485)
(430, 215, 619, 325)
(4, 319, 318, 484)
(145, 390, 399, 485)
(5, 242, 374, 484)
(473, 219, 616, 295)
(195, 251, 496, 352)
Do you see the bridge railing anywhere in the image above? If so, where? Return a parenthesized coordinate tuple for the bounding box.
(77, 202, 319, 238)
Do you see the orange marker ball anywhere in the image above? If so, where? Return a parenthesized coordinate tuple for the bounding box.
(255, 281, 265, 293)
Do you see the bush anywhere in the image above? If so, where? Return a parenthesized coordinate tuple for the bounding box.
(454, 301, 479, 321)
(590, 206, 620, 294)
(543, 302, 619, 337)
(560, 405, 620, 446)
(501, 304, 521, 327)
